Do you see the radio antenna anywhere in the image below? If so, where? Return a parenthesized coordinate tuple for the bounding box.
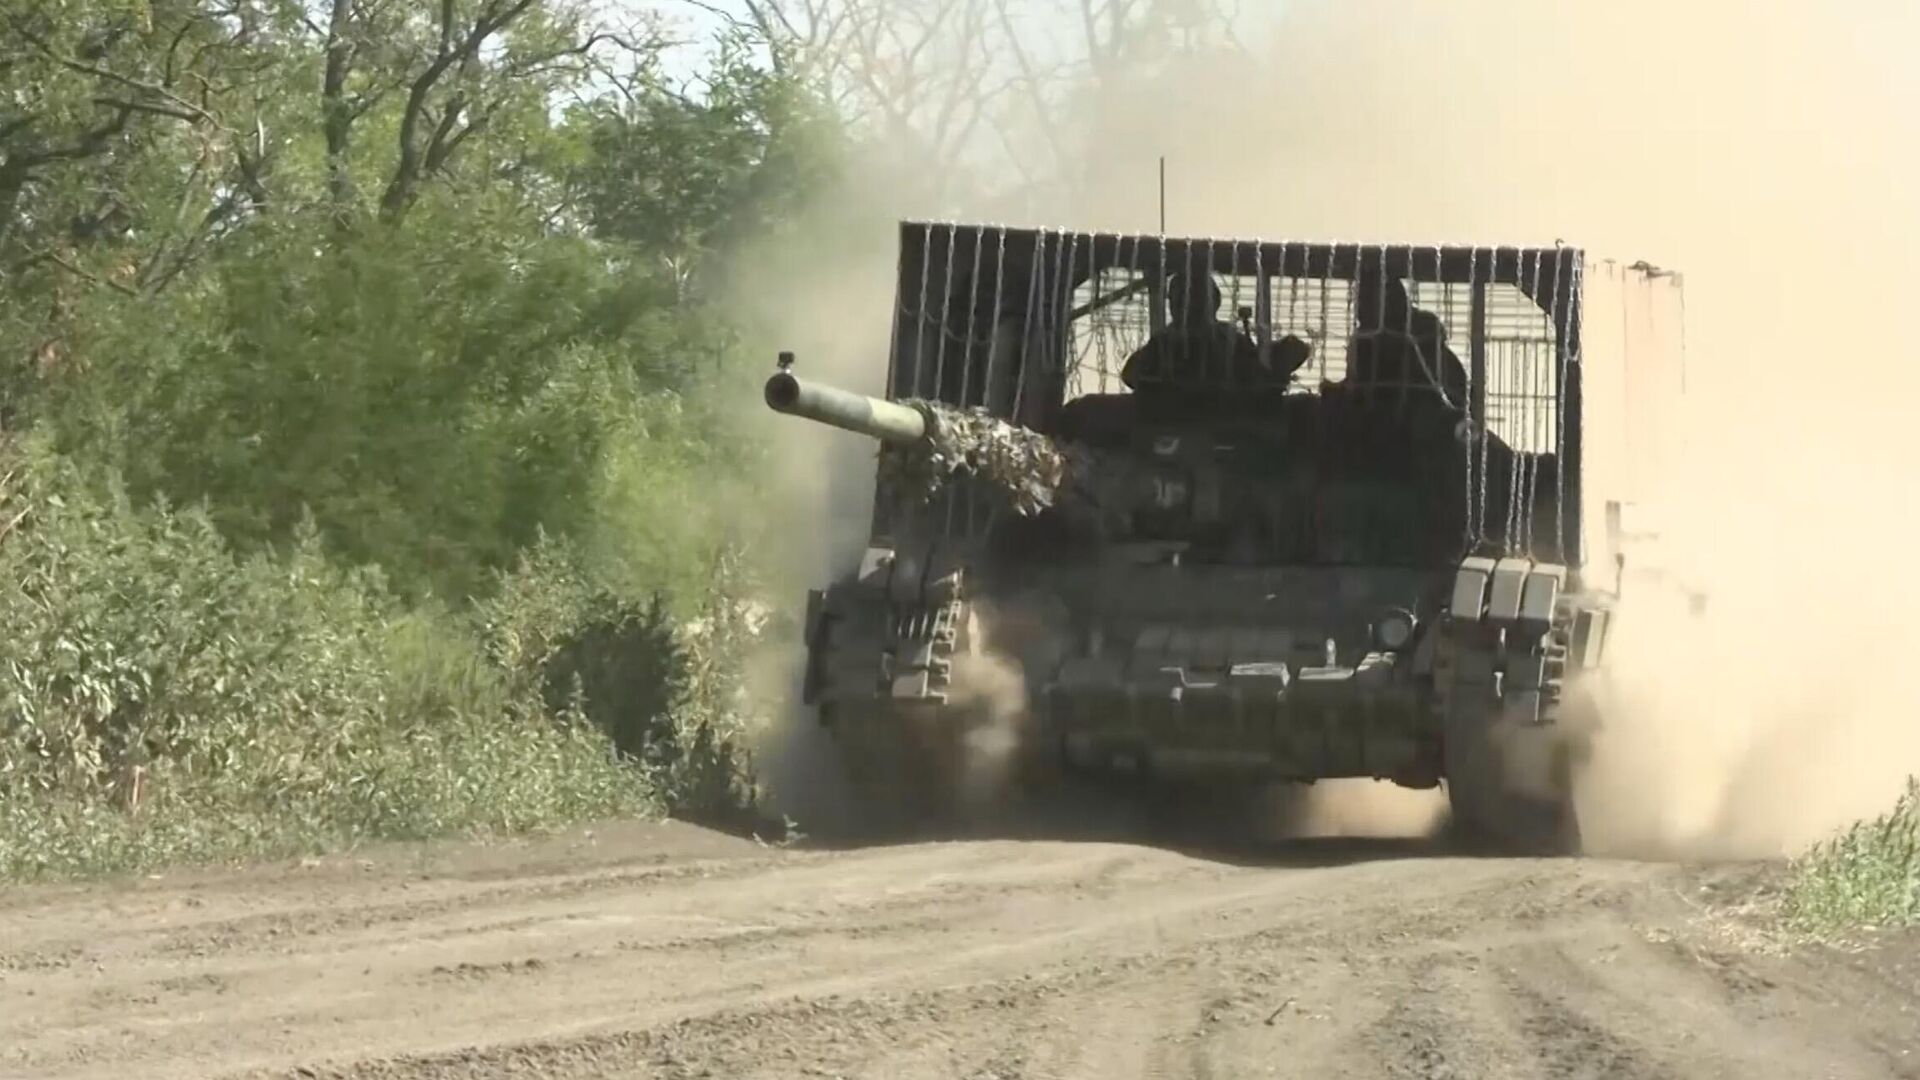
(1158, 156, 1167, 235)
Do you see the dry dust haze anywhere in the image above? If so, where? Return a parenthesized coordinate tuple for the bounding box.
(731, 0, 1920, 856)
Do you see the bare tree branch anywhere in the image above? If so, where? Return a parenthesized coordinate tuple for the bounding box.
(989, 0, 1067, 174)
(8, 106, 136, 170)
(8, 20, 218, 126)
(88, 95, 204, 123)
(379, 0, 538, 220)
(322, 0, 358, 214)
(32, 249, 140, 296)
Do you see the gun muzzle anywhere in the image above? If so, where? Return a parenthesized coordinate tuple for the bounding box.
(764, 370, 931, 445)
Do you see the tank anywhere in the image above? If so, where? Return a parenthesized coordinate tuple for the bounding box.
(766, 223, 1692, 853)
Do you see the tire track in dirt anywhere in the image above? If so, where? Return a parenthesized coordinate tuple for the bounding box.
(2, 821, 1916, 1080)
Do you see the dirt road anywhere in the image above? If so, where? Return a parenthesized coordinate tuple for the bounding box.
(2, 817, 1916, 1080)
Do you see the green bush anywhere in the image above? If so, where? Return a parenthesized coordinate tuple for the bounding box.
(1784, 778, 1920, 936)
(477, 538, 767, 819)
(0, 447, 660, 879)
(30, 208, 731, 605)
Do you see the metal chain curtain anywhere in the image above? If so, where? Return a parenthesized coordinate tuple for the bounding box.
(886, 222, 1581, 567)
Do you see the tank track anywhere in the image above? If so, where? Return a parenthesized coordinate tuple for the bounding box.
(809, 572, 981, 832)
(1435, 563, 1590, 854)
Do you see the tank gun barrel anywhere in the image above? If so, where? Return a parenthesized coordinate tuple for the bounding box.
(764, 360, 930, 445)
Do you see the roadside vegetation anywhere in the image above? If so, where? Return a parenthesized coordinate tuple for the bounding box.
(0, 0, 841, 878)
(1784, 778, 1920, 938)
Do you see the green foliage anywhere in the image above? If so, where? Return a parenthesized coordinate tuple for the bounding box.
(32, 199, 734, 601)
(0, 0, 842, 881)
(0, 445, 389, 798)
(0, 446, 660, 879)
(1784, 779, 1920, 936)
(477, 537, 765, 819)
(562, 39, 845, 273)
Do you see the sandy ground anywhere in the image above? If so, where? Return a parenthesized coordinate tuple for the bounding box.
(2, 816, 1917, 1080)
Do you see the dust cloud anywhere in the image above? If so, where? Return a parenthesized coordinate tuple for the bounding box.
(730, 0, 1920, 855)
(945, 648, 1034, 809)
(718, 189, 901, 833)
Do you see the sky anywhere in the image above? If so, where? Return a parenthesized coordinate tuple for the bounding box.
(639, 0, 1292, 88)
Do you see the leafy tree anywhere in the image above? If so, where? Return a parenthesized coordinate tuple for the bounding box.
(0, 0, 850, 875)
(560, 35, 844, 279)
(2, 0, 839, 601)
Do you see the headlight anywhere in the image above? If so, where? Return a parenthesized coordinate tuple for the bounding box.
(1375, 608, 1418, 651)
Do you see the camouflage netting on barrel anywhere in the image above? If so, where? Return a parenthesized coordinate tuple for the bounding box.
(876, 400, 1094, 517)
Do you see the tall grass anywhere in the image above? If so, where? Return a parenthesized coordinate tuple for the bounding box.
(0, 444, 759, 880)
(1784, 778, 1920, 936)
